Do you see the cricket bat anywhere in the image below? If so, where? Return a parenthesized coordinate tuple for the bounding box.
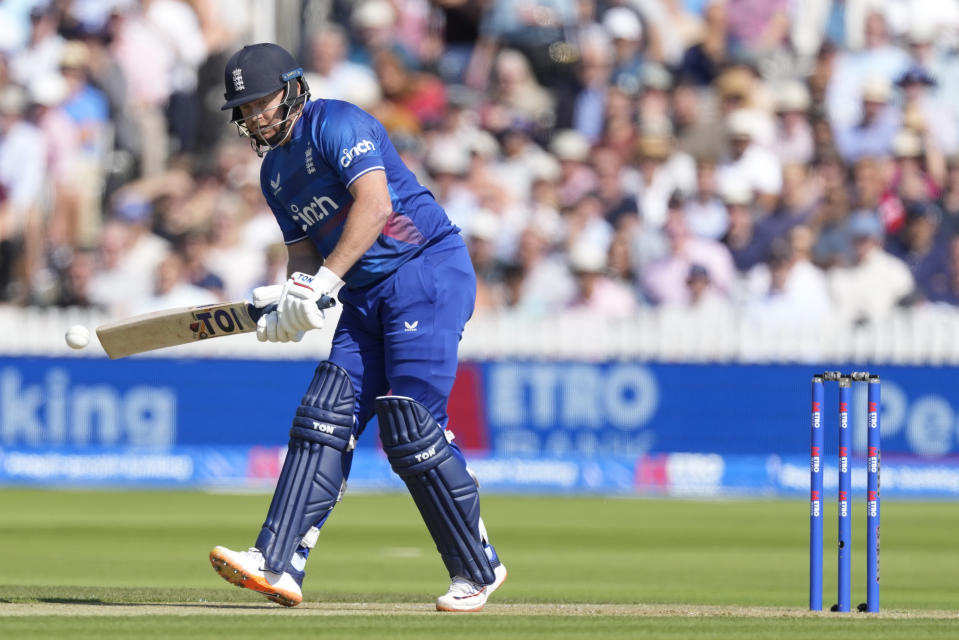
(96, 296, 336, 359)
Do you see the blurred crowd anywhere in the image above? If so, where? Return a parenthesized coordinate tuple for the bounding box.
(4, 0, 959, 332)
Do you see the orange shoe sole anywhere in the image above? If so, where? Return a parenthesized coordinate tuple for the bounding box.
(209, 548, 302, 607)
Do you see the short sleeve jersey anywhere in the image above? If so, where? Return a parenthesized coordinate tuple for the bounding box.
(260, 99, 456, 287)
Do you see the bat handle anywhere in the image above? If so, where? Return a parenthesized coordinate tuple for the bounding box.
(247, 294, 337, 323)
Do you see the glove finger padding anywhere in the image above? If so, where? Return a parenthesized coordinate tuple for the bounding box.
(256, 314, 269, 342)
(266, 311, 282, 342)
(275, 269, 337, 337)
(278, 294, 325, 335)
(290, 298, 325, 332)
(257, 308, 303, 343)
(252, 284, 285, 308)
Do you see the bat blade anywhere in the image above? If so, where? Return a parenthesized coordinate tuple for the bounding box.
(95, 295, 335, 359)
(96, 300, 259, 359)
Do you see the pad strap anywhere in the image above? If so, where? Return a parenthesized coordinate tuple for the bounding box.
(256, 362, 355, 574)
(376, 395, 496, 585)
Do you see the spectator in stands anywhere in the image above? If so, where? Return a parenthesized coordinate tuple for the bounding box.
(724, 0, 788, 55)
(86, 218, 150, 316)
(565, 241, 637, 318)
(677, 0, 729, 86)
(717, 109, 782, 213)
(0, 84, 44, 301)
(593, 144, 639, 231)
(773, 80, 814, 166)
(757, 162, 817, 242)
(550, 128, 597, 209)
(826, 8, 909, 129)
(303, 23, 379, 104)
(807, 39, 837, 114)
(425, 141, 478, 232)
(372, 48, 447, 130)
(749, 6, 802, 87)
(721, 179, 771, 273)
(833, 76, 899, 165)
(58, 40, 109, 246)
(526, 155, 565, 247)
(488, 47, 555, 130)
(465, 209, 504, 314)
(681, 262, 731, 316)
(107, 2, 175, 176)
(714, 63, 765, 128)
(878, 129, 942, 235)
(144, 0, 207, 156)
(744, 236, 831, 323)
(348, 0, 407, 67)
(851, 155, 884, 212)
(9, 5, 64, 87)
(55, 247, 99, 309)
(178, 229, 226, 301)
(203, 198, 265, 301)
(684, 155, 727, 240)
(897, 65, 958, 157)
(134, 249, 217, 314)
(494, 120, 556, 210)
(811, 186, 852, 270)
(572, 25, 613, 143)
(432, 0, 483, 84)
(629, 127, 696, 230)
(637, 63, 673, 126)
(598, 84, 639, 161)
(469, 0, 577, 93)
(886, 200, 951, 303)
(671, 77, 723, 160)
(641, 205, 736, 305)
(563, 191, 614, 259)
(658, 0, 705, 66)
(828, 210, 915, 327)
(504, 225, 574, 318)
(600, 6, 646, 96)
(906, 22, 959, 133)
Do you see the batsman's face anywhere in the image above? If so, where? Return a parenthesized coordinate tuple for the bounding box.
(238, 89, 287, 141)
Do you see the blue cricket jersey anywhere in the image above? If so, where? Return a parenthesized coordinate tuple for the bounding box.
(260, 99, 457, 287)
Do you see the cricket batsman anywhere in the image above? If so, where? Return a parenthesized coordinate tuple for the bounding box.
(208, 43, 506, 612)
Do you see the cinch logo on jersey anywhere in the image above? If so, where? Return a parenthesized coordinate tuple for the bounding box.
(339, 139, 375, 167)
(290, 195, 340, 231)
(232, 68, 244, 92)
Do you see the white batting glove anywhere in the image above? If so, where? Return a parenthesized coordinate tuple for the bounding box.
(276, 267, 344, 337)
(252, 284, 304, 343)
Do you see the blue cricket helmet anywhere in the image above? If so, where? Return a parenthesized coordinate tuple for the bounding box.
(222, 43, 303, 109)
(222, 43, 310, 155)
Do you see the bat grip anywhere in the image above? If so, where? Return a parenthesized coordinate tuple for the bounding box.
(247, 294, 337, 323)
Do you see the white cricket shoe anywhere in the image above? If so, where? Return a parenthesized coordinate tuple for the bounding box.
(436, 562, 508, 612)
(209, 546, 303, 607)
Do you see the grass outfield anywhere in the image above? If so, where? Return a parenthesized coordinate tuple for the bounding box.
(0, 489, 956, 638)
